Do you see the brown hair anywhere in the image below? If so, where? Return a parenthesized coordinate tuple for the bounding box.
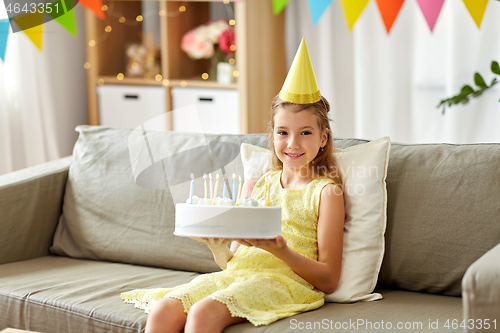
(267, 95, 343, 185)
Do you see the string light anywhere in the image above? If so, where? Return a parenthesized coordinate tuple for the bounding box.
(84, 62, 91, 69)
(201, 73, 209, 80)
(136, 15, 143, 22)
(230, 45, 236, 52)
(229, 58, 235, 65)
(159, 10, 166, 17)
(117, 73, 124, 80)
(104, 25, 112, 32)
(232, 71, 240, 78)
(179, 6, 186, 12)
(97, 79, 105, 85)
(88, 40, 95, 47)
(119, 16, 126, 23)
(155, 74, 162, 81)
(162, 79, 170, 86)
(229, 19, 235, 26)
(101, 5, 108, 11)
(180, 81, 187, 87)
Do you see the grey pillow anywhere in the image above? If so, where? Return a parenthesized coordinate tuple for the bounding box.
(50, 126, 267, 273)
(378, 142, 500, 296)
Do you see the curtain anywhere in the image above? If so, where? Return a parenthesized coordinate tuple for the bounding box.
(285, 0, 500, 144)
(0, 32, 61, 175)
(0, 4, 87, 176)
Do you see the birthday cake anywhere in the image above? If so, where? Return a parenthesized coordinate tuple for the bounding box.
(174, 173, 282, 239)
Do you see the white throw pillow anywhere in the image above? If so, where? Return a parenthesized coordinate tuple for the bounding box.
(240, 137, 391, 303)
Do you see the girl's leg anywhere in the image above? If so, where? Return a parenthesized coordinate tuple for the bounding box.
(185, 298, 247, 333)
(146, 297, 187, 333)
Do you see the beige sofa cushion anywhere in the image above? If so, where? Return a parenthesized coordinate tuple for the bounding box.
(0, 256, 462, 333)
(378, 142, 500, 296)
(50, 126, 267, 273)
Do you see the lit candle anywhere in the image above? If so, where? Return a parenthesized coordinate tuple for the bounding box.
(209, 173, 213, 200)
(232, 173, 236, 203)
(266, 176, 271, 206)
(189, 173, 195, 204)
(248, 178, 252, 199)
(222, 174, 228, 198)
(213, 174, 219, 205)
(236, 175, 242, 206)
(203, 173, 207, 199)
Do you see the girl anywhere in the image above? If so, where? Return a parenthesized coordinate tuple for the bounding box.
(121, 39, 345, 333)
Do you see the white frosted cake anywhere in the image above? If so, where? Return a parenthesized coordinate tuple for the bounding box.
(174, 203, 282, 239)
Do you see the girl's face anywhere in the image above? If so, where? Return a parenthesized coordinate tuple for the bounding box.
(273, 107, 327, 172)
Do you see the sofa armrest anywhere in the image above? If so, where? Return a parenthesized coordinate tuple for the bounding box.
(0, 156, 72, 265)
(462, 243, 500, 333)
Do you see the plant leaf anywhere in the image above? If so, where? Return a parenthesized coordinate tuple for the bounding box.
(474, 73, 487, 89)
(461, 85, 474, 95)
(492, 61, 500, 75)
(491, 77, 498, 85)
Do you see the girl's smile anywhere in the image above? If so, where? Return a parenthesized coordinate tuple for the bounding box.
(273, 107, 327, 178)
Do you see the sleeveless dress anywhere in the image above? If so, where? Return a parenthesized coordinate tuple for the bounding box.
(121, 170, 335, 326)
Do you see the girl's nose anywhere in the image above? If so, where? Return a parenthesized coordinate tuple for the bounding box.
(287, 135, 300, 150)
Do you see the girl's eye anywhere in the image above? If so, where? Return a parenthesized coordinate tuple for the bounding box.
(277, 131, 287, 135)
(302, 131, 312, 135)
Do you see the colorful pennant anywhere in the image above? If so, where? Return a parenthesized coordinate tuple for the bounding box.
(375, 0, 405, 33)
(79, 0, 106, 20)
(13, 12, 45, 51)
(272, 0, 290, 15)
(308, 0, 335, 26)
(49, 1, 78, 37)
(340, 0, 370, 31)
(0, 19, 10, 61)
(416, 0, 445, 32)
(462, 0, 489, 28)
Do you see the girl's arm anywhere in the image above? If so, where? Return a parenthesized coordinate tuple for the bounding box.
(239, 183, 345, 294)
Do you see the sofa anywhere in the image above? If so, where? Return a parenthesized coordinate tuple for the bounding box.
(1, 125, 499, 333)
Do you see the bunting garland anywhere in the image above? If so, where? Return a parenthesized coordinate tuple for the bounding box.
(375, 0, 405, 33)
(0, 19, 10, 61)
(340, 0, 370, 31)
(416, 0, 446, 32)
(0, 0, 103, 62)
(271, 0, 498, 33)
(308, 0, 334, 26)
(0, 0, 498, 63)
(462, 0, 489, 28)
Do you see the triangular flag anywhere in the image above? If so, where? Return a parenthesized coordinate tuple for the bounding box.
(375, 0, 405, 33)
(79, 0, 106, 20)
(340, 0, 370, 31)
(308, 0, 334, 26)
(13, 12, 45, 51)
(272, 0, 291, 15)
(462, 0, 488, 28)
(49, 0, 78, 37)
(0, 19, 10, 61)
(416, 0, 445, 32)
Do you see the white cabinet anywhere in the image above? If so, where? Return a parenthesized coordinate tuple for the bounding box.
(97, 85, 166, 130)
(171, 87, 240, 134)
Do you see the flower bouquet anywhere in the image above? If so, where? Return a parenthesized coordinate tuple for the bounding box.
(181, 20, 236, 83)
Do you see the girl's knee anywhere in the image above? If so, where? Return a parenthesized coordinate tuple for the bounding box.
(186, 298, 245, 333)
(146, 298, 186, 333)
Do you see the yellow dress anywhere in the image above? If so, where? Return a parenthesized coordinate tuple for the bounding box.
(121, 170, 335, 326)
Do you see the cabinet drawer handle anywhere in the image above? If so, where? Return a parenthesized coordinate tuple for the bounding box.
(199, 97, 213, 102)
(124, 94, 139, 99)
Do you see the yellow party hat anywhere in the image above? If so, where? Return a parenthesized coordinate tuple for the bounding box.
(278, 38, 321, 104)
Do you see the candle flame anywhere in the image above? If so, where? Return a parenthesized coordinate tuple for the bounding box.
(233, 173, 236, 180)
(209, 173, 212, 179)
(216, 173, 219, 180)
(239, 175, 242, 182)
(190, 173, 195, 180)
(203, 173, 207, 179)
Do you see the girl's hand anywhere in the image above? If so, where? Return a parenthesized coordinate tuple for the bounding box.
(189, 237, 234, 270)
(238, 235, 288, 256)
